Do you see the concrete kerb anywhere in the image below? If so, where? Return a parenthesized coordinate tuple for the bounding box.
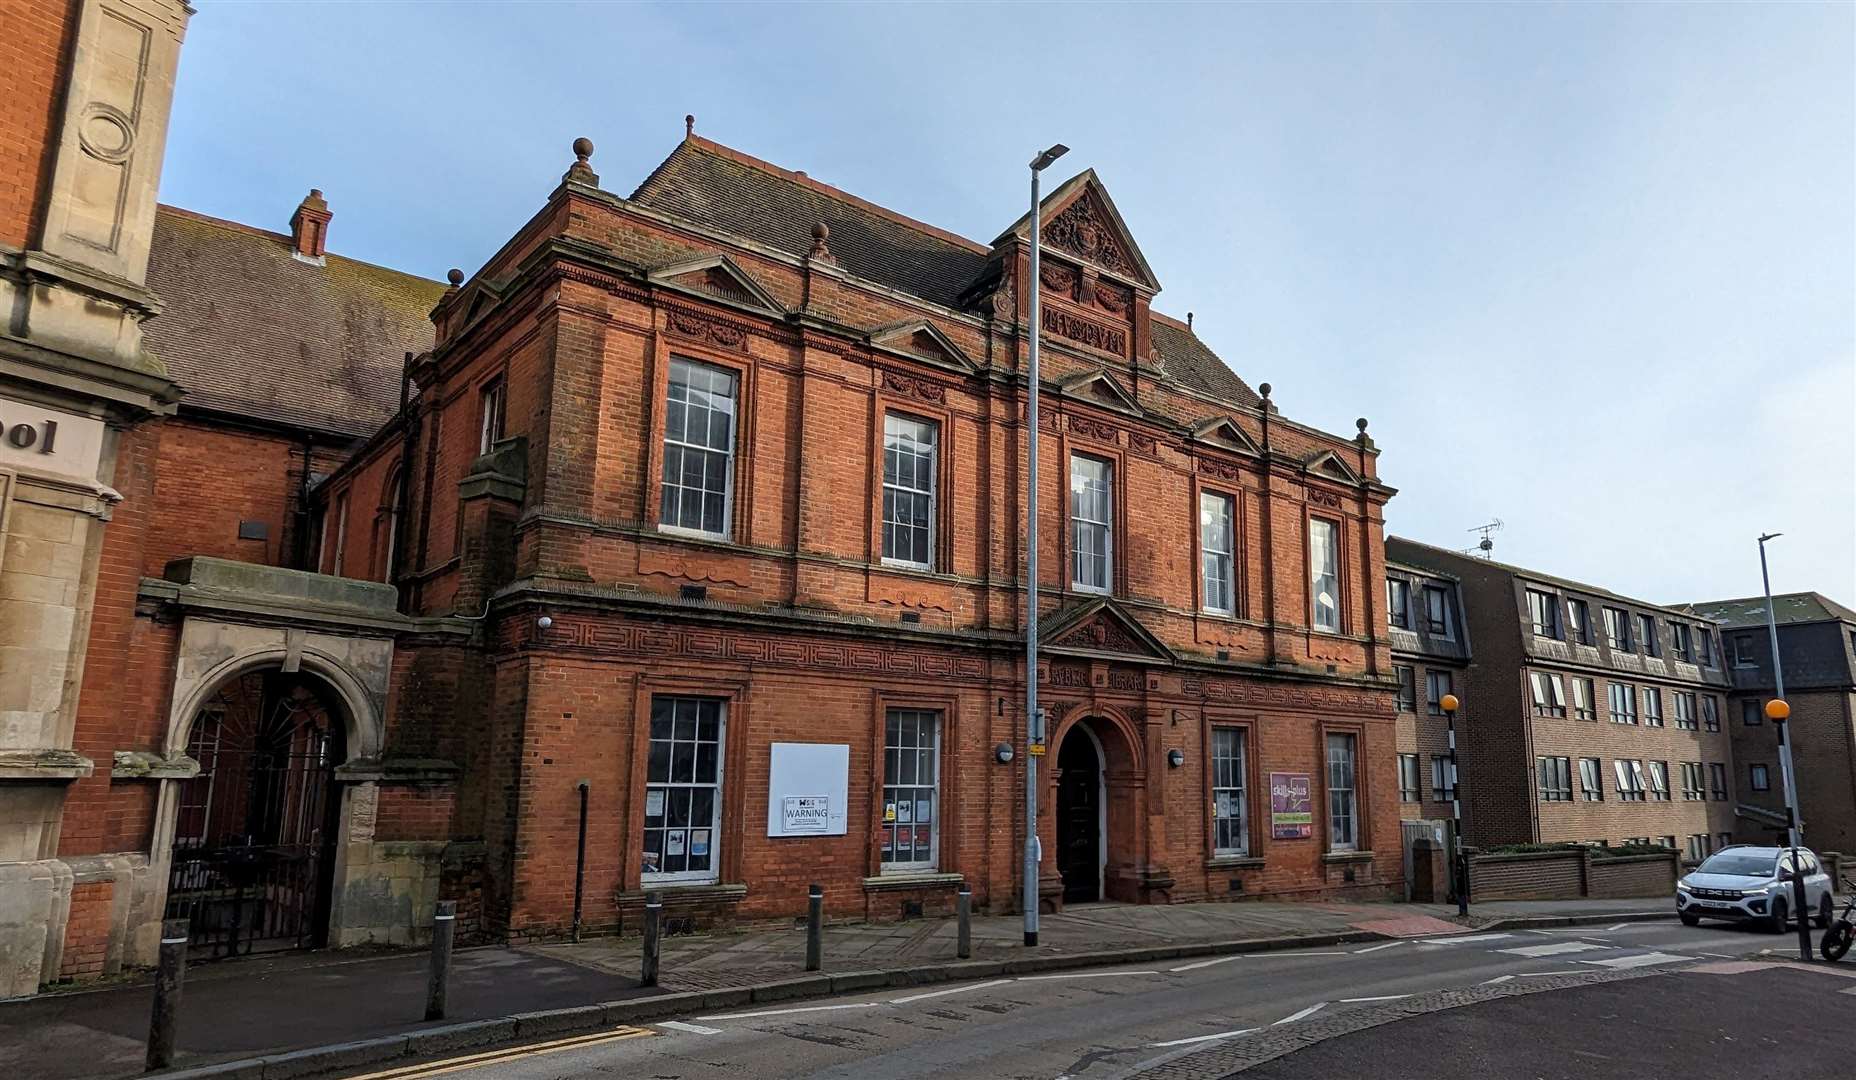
(1477, 910, 1673, 932)
(140, 928, 1387, 1080)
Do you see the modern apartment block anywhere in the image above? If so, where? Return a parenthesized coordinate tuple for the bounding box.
(1680, 593, 1856, 854)
(1388, 538, 1736, 859)
(1387, 561, 1471, 824)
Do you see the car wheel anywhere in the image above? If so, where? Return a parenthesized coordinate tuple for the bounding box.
(1768, 896, 1789, 934)
(1679, 911, 1701, 927)
(1817, 895, 1835, 930)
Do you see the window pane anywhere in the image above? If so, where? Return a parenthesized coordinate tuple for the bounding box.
(1200, 492, 1234, 613)
(881, 415, 938, 568)
(660, 359, 736, 536)
(1070, 455, 1113, 592)
(1310, 520, 1340, 632)
(644, 696, 726, 882)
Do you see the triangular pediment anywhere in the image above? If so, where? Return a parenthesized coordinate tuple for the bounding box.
(1058, 369, 1142, 417)
(649, 254, 785, 315)
(1303, 449, 1361, 485)
(868, 320, 976, 372)
(1189, 416, 1261, 456)
(1042, 598, 1176, 662)
(994, 170, 1160, 291)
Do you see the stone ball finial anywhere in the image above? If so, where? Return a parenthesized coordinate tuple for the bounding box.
(1356, 417, 1369, 433)
(1259, 382, 1272, 399)
(446, 268, 464, 286)
(809, 221, 834, 260)
(310, 188, 323, 199)
(812, 222, 829, 241)
(572, 137, 594, 162)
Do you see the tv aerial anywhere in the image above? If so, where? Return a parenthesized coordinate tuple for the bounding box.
(1463, 519, 1503, 559)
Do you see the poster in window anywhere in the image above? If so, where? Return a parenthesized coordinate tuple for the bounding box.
(645, 790, 666, 818)
(883, 801, 897, 823)
(1269, 772, 1313, 839)
(915, 798, 933, 825)
(1215, 793, 1232, 818)
(896, 800, 913, 824)
(665, 831, 686, 856)
(689, 830, 710, 858)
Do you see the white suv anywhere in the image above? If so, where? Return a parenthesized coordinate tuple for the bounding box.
(1677, 845, 1835, 932)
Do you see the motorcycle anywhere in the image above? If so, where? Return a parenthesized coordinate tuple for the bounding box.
(1823, 877, 1855, 962)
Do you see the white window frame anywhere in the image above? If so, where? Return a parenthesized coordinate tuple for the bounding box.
(478, 378, 504, 455)
(1387, 578, 1411, 630)
(1614, 759, 1647, 802)
(1211, 727, 1249, 856)
(1604, 607, 1631, 651)
(1681, 762, 1705, 801)
(642, 696, 727, 885)
(1527, 588, 1560, 638)
(1673, 691, 1698, 730)
(880, 708, 941, 873)
(1069, 453, 1113, 594)
(1326, 732, 1358, 851)
(1538, 756, 1572, 802)
(1573, 677, 1596, 721)
(1199, 491, 1236, 615)
(1608, 682, 1638, 724)
(1641, 686, 1664, 727)
(1397, 753, 1421, 803)
(1426, 669, 1453, 716)
(1646, 760, 1670, 801)
(1637, 613, 1660, 657)
(1310, 518, 1341, 633)
(1579, 757, 1604, 801)
(1566, 597, 1591, 644)
(1423, 584, 1452, 638)
(1431, 755, 1457, 801)
(1395, 665, 1417, 713)
(1529, 671, 1566, 717)
(880, 413, 938, 571)
(659, 357, 738, 540)
(1670, 621, 1693, 662)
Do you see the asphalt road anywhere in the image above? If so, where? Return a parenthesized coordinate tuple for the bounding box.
(336, 919, 1847, 1080)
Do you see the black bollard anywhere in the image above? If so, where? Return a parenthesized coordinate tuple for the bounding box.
(426, 901, 456, 1021)
(641, 892, 662, 987)
(145, 918, 189, 1071)
(805, 884, 823, 972)
(956, 887, 972, 960)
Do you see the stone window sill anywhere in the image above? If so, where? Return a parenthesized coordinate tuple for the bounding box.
(1205, 855, 1265, 870)
(863, 872, 964, 893)
(1321, 850, 1375, 864)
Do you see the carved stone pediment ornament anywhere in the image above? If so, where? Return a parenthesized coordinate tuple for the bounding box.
(1045, 195, 1137, 278)
(666, 309, 745, 348)
(881, 369, 946, 404)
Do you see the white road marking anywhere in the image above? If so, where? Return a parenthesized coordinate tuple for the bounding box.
(657, 1021, 722, 1035)
(1273, 1003, 1328, 1025)
(1353, 940, 1407, 954)
(1147, 1027, 1261, 1048)
(1581, 951, 1693, 970)
(1700, 952, 1739, 959)
(1481, 975, 1515, 985)
(1253, 950, 1349, 957)
(1171, 955, 1245, 972)
(1339, 994, 1410, 1002)
(1018, 970, 1159, 981)
(889, 978, 1013, 1004)
(1498, 941, 1612, 958)
(1418, 933, 1512, 945)
(1526, 929, 1558, 936)
(1606, 923, 1629, 931)
(1517, 970, 1588, 977)
(708, 1002, 881, 1020)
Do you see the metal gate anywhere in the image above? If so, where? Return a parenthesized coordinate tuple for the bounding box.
(165, 671, 343, 961)
(1401, 819, 1446, 902)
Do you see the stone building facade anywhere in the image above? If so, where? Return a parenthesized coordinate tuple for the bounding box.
(1680, 592, 1856, 854)
(1387, 561, 1471, 826)
(1389, 539, 1737, 860)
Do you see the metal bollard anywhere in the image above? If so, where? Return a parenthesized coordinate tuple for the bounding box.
(145, 918, 190, 1071)
(641, 892, 662, 987)
(956, 887, 972, 960)
(426, 900, 457, 1021)
(805, 884, 823, 972)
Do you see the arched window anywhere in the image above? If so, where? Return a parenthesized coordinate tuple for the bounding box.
(381, 466, 404, 583)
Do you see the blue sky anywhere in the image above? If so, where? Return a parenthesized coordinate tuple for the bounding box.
(160, 2, 1853, 605)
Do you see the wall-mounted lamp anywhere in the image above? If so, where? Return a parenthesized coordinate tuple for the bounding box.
(536, 615, 554, 630)
(1167, 748, 1186, 768)
(995, 742, 1016, 765)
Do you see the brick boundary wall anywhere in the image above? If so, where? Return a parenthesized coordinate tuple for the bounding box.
(1465, 847, 1676, 901)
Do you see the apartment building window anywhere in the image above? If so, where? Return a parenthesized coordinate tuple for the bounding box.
(660, 358, 738, 538)
(1697, 629, 1715, 666)
(1670, 622, 1693, 662)
(643, 696, 726, 883)
(1680, 762, 1705, 801)
(1211, 728, 1249, 856)
(1426, 670, 1453, 717)
(1395, 665, 1417, 713)
(1529, 671, 1567, 717)
(1572, 677, 1596, 721)
(1432, 755, 1456, 801)
(1309, 519, 1341, 633)
(1646, 760, 1670, 801)
(1749, 763, 1770, 791)
(1702, 696, 1720, 732)
(1200, 491, 1235, 615)
(1741, 699, 1763, 726)
(881, 709, 941, 871)
(1642, 687, 1663, 727)
(1604, 607, 1632, 651)
(1527, 588, 1561, 638)
(1659, 835, 1678, 852)
(1387, 579, 1411, 630)
(1326, 733, 1358, 851)
(1423, 584, 1451, 637)
(1070, 454, 1113, 594)
(1709, 762, 1728, 800)
(1730, 633, 1756, 668)
(1625, 836, 1651, 847)
(1537, 756, 1572, 802)
(1637, 614, 1660, 657)
(477, 377, 505, 455)
(1398, 754, 1421, 803)
(1567, 598, 1593, 645)
(881, 413, 938, 569)
(1614, 759, 1647, 801)
(1673, 691, 1698, 730)
(1718, 831, 1734, 851)
(1579, 758, 1604, 801)
(1686, 835, 1708, 862)
(1608, 682, 1638, 724)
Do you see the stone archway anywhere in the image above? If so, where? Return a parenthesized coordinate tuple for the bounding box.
(1048, 710, 1146, 905)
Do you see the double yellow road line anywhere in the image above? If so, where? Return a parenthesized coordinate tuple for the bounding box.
(346, 1025, 656, 1079)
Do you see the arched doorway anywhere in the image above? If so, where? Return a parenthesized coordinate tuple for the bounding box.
(164, 669, 346, 960)
(1056, 726, 1105, 903)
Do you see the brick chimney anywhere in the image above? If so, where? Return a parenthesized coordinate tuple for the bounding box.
(289, 189, 331, 262)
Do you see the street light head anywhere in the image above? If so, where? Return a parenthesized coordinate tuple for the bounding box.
(1766, 698, 1791, 722)
(1440, 693, 1460, 714)
(1759, 532, 1783, 543)
(1030, 144, 1070, 172)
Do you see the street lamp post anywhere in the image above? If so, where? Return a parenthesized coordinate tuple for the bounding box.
(1441, 693, 1467, 916)
(1023, 142, 1068, 948)
(1758, 532, 1812, 962)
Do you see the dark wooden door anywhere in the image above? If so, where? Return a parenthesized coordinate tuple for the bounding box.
(1057, 733, 1101, 903)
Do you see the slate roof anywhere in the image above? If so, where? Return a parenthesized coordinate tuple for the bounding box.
(1681, 592, 1856, 628)
(144, 206, 444, 438)
(629, 138, 1259, 409)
